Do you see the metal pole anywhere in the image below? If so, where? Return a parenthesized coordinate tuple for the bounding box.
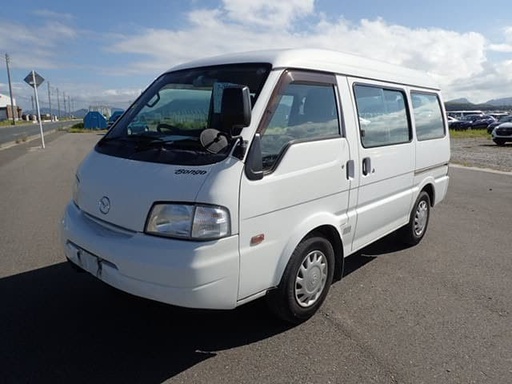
(56, 88, 60, 119)
(5, 53, 16, 125)
(32, 70, 45, 149)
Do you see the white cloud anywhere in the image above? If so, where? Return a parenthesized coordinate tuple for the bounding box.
(301, 19, 488, 84)
(33, 9, 75, 21)
(489, 44, 512, 53)
(0, 20, 77, 69)
(222, 0, 314, 29)
(102, 88, 142, 103)
(43, 21, 77, 41)
(110, 3, 505, 102)
(488, 26, 512, 53)
(504, 26, 512, 40)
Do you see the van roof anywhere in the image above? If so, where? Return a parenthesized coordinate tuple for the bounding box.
(168, 48, 439, 90)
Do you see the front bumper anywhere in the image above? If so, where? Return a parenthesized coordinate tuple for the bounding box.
(61, 202, 240, 309)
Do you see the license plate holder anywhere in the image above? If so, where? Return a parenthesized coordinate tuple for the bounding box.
(77, 248, 101, 275)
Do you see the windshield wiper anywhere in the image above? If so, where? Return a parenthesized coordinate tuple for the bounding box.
(132, 136, 203, 152)
(99, 134, 163, 145)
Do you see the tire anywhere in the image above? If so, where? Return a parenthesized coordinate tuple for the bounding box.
(266, 236, 335, 324)
(493, 139, 506, 146)
(400, 191, 431, 246)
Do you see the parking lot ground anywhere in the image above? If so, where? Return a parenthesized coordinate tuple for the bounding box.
(450, 136, 512, 173)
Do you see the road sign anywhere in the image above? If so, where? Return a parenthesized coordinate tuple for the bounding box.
(24, 71, 45, 88)
(24, 70, 46, 148)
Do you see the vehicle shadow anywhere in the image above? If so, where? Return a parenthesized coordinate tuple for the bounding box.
(1, 235, 406, 383)
(343, 232, 412, 277)
(0, 263, 290, 383)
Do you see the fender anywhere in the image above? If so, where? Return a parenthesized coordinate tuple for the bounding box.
(413, 162, 449, 206)
(412, 176, 435, 200)
(271, 210, 346, 287)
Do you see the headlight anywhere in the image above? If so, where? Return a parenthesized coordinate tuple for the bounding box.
(72, 175, 80, 206)
(145, 203, 230, 240)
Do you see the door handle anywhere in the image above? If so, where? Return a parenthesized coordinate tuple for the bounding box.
(346, 160, 355, 180)
(362, 157, 371, 176)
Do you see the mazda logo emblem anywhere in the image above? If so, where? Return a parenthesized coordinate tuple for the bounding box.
(99, 196, 111, 215)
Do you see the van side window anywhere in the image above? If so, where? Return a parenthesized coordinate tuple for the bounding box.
(260, 82, 340, 171)
(411, 92, 445, 140)
(354, 85, 410, 148)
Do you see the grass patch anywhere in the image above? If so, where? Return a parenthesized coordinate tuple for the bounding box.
(68, 127, 88, 133)
(449, 129, 490, 139)
(68, 128, 108, 133)
(68, 122, 84, 131)
(15, 135, 28, 144)
(66, 122, 107, 134)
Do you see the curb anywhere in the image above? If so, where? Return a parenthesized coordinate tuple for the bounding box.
(450, 163, 512, 176)
(0, 129, 58, 151)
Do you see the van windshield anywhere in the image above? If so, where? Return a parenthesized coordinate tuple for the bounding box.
(96, 63, 271, 165)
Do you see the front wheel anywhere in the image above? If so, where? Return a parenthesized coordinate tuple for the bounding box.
(493, 139, 506, 146)
(399, 191, 431, 245)
(266, 236, 335, 324)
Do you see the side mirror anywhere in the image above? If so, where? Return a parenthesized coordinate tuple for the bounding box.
(221, 86, 251, 136)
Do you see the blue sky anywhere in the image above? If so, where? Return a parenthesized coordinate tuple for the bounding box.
(1, 0, 512, 112)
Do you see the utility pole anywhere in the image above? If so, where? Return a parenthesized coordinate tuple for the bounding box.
(47, 81, 52, 120)
(68, 95, 71, 117)
(56, 87, 60, 119)
(63, 92, 67, 118)
(5, 53, 16, 125)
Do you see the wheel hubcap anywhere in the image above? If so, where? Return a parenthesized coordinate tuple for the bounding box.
(295, 250, 328, 308)
(414, 201, 428, 236)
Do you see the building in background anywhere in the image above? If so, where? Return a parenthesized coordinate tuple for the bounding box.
(0, 93, 22, 121)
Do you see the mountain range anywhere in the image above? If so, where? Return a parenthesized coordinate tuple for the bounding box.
(24, 107, 124, 119)
(446, 97, 512, 109)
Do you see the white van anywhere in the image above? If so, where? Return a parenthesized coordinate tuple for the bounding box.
(61, 49, 450, 323)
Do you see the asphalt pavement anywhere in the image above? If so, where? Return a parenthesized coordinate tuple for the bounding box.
(0, 133, 511, 383)
(0, 120, 80, 148)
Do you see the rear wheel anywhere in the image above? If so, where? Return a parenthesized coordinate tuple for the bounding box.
(266, 236, 335, 324)
(400, 191, 431, 245)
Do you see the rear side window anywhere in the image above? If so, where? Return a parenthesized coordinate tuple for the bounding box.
(411, 92, 445, 140)
(354, 84, 410, 148)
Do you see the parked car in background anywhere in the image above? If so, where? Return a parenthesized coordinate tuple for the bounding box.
(449, 115, 477, 130)
(487, 114, 512, 134)
(449, 116, 472, 131)
(449, 114, 496, 131)
(468, 114, 496, 130)
(489, 112, 509, 120)
(492, 122, 512, 145)
(447, 115, 459, 128)
(107, 110, 124, 128)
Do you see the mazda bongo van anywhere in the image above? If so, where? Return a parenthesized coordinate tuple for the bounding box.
(61, 48, 450, 323)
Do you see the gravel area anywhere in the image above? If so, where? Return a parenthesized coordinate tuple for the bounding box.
(450, 137, 512, 173)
